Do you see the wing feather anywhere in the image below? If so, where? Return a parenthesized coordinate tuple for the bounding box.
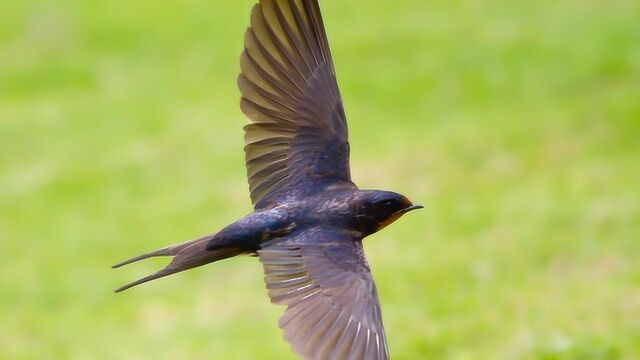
(239, 0, 354, 209)
(259, 228, 389, 360)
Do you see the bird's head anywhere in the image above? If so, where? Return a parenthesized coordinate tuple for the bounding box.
(355, 190, 423, 235)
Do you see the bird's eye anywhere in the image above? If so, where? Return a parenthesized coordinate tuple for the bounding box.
(383, 201, 394, 209)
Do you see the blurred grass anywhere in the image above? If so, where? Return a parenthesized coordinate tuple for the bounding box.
(1, 0, 639, 359)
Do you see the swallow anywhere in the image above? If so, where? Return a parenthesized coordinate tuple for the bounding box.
(113, 0, 422, 359)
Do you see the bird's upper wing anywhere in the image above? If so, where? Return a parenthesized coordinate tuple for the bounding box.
(239, 0, 354, 209)
(259, 227, 389, 360)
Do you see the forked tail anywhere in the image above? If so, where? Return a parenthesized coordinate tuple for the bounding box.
(112, 234, 243, 293)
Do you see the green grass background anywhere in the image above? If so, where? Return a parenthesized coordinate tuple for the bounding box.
(1, 0, 639, 359)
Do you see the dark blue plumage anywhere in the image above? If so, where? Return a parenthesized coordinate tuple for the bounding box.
(113, 1, 421, 359)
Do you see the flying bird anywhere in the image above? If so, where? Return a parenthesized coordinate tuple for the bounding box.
(113, 0, 422, 358)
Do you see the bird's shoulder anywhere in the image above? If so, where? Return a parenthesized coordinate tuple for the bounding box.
(277, 187, 361, 219)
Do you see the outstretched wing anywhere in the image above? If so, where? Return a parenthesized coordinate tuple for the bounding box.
(239, 0, 354, 209)
(259, 228, 389, 360)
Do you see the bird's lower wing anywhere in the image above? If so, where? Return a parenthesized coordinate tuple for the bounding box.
(259, 227, 389, 360)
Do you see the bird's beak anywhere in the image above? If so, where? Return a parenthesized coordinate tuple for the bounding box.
(397, 203, 424, 215)
(377, 203, 424, 231)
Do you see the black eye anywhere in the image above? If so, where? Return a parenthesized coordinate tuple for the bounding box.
(383, 201, 394, 209)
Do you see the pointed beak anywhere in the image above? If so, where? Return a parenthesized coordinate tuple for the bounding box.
(397, 203, 424, 215)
